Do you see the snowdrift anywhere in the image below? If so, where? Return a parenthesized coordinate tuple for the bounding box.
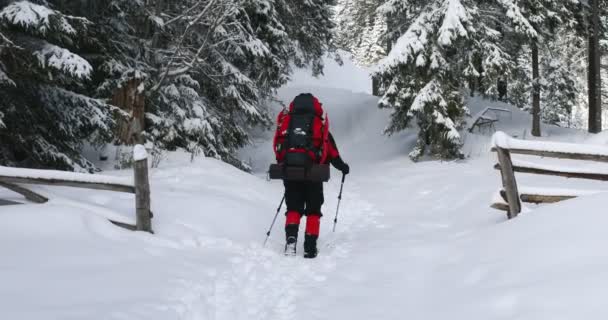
(0, 155, 287, 320)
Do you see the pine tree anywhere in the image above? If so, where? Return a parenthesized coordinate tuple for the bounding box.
(335, 0, 386, 66)
(0, 0, 337, 170)
(499, 0, 570, 136)
(93, 0, 337, 169)
(540, 31, 583, 127)
(374, 0, 522, 161)
(0, 0, 114, 171)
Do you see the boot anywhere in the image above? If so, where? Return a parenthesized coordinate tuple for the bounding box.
(303, 214, 320, 258)
(284, 235, 297, 256)
(284, 223, 299, 256)
(303, 234, 318, 259)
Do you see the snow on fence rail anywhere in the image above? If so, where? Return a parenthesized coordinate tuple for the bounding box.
(491, 131, 608, 219)
(0, 145, 152, 232)
(0, 166, 135, 192)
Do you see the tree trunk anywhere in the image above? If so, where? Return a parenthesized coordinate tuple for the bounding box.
(588, 0, 602, 133)
(498, 79, 507, 101)
(531, 42, 541, 137)
(386, 13, 393, 53)
(112, 79, 145, 145)
(372, 76, 380, 97)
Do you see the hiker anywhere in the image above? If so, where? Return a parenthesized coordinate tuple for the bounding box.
(272, 93, 350, 258)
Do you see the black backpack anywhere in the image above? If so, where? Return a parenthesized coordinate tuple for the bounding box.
(283, 94, 321, 168)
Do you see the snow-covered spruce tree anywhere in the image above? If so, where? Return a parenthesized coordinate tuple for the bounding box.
(540, 31, 583, 127)
(374, 0, 519, 161)
(335, 0, 387, 66)
(500, 1, 603, 131)
(503, 0, 572, 136)
(88, 0, 335, 169)
(561, 0, 608, 129)
(0, 0, 114, 171)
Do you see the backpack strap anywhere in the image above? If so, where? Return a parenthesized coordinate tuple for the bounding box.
(273, 108, 288, 161)
(319, 113, 330, 164)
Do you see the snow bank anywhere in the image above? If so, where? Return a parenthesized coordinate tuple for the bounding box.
(456, 194, 608, 318)
(0, 155, 284, 320)
(585, 130, 608, 146)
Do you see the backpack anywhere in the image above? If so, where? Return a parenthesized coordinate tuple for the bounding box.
(273, 94, 330, 168)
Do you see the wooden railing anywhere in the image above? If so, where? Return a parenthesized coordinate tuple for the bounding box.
(0, 145, 152, 232)
(492, 131, 608, 219)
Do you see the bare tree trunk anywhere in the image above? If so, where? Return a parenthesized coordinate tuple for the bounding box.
(112, 79, 146, 145)
(386, 12, 394, 53)
(531, 42, 541, 137)
(588, 0, 603, 133)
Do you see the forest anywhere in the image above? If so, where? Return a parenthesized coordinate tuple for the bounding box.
(0, 0, 606, 168)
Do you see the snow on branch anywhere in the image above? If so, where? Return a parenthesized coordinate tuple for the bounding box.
(438, 0, 472, 46)
(378, 0, 475, 71)
(0, 68, 15, 87)
(0, 1, 84, 35)
(0, 1, 55, 31)
(377, 5, 432, 71)
(492, 131, 608, 157)
(495, 0, 538, 39)
(410, 79, 460, 141)
(34, 43, 92, 79)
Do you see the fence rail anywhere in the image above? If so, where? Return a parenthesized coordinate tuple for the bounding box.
(491, 131, 608, 219)
(0, 146, 152, 233)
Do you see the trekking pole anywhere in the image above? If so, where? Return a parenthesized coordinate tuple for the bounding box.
(264, 195, 285, 247)
(332, 174, 346, 232)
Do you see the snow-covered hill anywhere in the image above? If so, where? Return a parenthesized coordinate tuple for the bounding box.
(3, 58, 608, 319)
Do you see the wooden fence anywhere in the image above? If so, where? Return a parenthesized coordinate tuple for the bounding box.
(0, 146, 152, 233)
(491, 131, 608, 219)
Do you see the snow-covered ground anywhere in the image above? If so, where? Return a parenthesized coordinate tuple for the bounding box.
(3, 56, 608, 320)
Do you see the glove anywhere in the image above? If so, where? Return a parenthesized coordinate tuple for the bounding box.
(332, 157, 350, 175)
(341, 163, 350, 175)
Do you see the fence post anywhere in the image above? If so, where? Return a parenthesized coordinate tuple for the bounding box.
(134, 145, 152, 232)
(496, 146, 521, 218)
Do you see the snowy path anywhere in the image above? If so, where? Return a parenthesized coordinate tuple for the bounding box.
(183, 174, 391, 320)
(226, 157, 502, 320)
(217, 83, 506, 319)
(5, 86, 608, 319)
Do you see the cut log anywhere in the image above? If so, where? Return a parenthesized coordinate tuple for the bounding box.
(0, 176, 135, 193)
(0, 181, 48, 203)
